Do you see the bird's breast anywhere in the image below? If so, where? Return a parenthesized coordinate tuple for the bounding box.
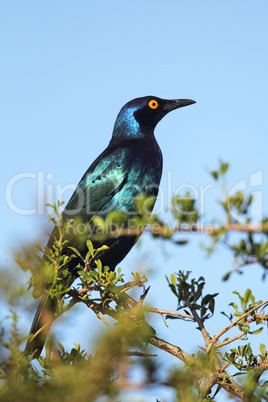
(112, 139, 163, 213)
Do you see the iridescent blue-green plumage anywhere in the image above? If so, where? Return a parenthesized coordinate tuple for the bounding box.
(25, 95, 195, 358)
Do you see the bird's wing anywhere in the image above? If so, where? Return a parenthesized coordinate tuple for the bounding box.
(65, 155, 127, 218)
(46, 150, 128, 253)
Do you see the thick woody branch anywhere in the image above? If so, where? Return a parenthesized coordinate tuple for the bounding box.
(148, 335, 198, 367)
(149, 336, 246, 400)
(90, 223, 268, 241)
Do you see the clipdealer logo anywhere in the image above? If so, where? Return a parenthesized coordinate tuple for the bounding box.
(5, 169, 264, 227)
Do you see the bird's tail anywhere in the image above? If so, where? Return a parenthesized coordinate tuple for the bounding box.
(25, 294, 57, 358)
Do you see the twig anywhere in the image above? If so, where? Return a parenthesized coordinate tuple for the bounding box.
(137, 286, 150, 307)
(119, 281, 144, 293)
(215, 333, 245, 348)
(237, 363, 268, 372)
(185, 300, 211, 347)
(76, 286, 100, 295)
(145, 307, 193, 320)
(93, 310, 109, 326)
(125, 351, 157, 357)
(28, 298, 78, 343)
(207, 300, 268, 353)
(220, 362, 231, 372)
(247, 312, 268, 324)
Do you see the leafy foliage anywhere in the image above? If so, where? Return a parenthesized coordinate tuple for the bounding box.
(1, 161, 268, 401)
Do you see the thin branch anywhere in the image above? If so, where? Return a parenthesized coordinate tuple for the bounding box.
(137, 286, 150, 307)
(119, 280, 145, 293)
(247, 312, 268, 324)
(28, 298, 78, 343)
(27, 318, 52, 343)
(220, 362, 231, 372)
(215, 333, 245, 348)
(207, 300, 268, 353)
(185, 300, 211, 347)
(214, 223, 268, 234)
(76, 286, 100, 295)
(115, 380, 150, 391)
(93, 310, 109, 325)
(236, 362, 268, 372)
(125, 351, 157, 358)
(145, 307, 193, 320)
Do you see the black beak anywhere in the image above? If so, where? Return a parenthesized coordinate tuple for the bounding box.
(164, 98, 196, 112)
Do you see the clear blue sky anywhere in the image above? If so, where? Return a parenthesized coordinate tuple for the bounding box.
(1, 2, 268, 401)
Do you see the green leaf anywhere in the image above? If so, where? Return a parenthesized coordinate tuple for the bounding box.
(57, 342, 65, 354)
(220, 161, 229, 175)
(35, 244, 44, 253)
(260, 343, 267, 354)
(15, 259, 30, 273)
(95, 259, 103, 274)
(68, 246, 83, 260)
(202, 294, 212, 306)
(96, 245, 109, 254)
(86, 240, 94, 257)
(90, 270, 99, 280)
(174, 239, 188, 245)
(244, 289, 251, 306)
(210, 170, 218, 180)
(229, 302, 238, 312)
(92, 216, 106, 231)
(243, 344, 252, 356)
(170, 273, 176, 287)
(209, 298, 215, 314)
(259, 240, 268, 255)
(106, 211, 128, 227)
(201, 306, 207, 317)
(222, 271, 232, 281)
(249, 327, 263, 335)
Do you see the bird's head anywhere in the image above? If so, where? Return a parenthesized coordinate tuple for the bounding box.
(111, 96, 196, 143)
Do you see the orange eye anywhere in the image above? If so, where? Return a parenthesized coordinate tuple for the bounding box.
(148, 99, 159, 109)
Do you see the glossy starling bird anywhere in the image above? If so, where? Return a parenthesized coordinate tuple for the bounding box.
(25, 96, 195, 358)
